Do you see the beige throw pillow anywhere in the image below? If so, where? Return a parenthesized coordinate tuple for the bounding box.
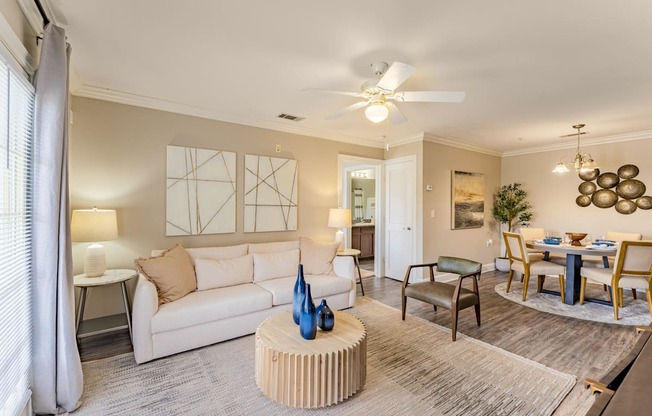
(135, 244, 197, 304)
(194, 255, 253, 290)
(252, 249, 300, 282)
(300, 237, 339, 275)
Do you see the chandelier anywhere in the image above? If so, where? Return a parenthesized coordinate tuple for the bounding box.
(552, 124, 599, 173)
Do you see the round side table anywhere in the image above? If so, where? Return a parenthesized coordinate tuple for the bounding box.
(74, 269, 137, 344)
(337, 248, 365, 295)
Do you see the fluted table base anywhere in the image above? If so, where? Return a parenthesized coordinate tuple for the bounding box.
(255, 311, 366, 408)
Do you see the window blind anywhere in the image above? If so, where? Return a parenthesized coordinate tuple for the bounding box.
(0, 54, 35, 416)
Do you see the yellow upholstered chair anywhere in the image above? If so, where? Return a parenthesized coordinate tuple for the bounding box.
(503, 232, 566, 302)
(519, 227, 565, 264)
(582, 231, 643, 268)
(580, 240, 652, 320)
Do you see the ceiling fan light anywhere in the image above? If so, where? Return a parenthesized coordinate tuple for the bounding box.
(552, 161, 570, 173)
(365, 103, 389, 123)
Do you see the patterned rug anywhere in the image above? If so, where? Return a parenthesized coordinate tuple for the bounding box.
(73, 297, 575, 416)
(495, 281, 652, 326)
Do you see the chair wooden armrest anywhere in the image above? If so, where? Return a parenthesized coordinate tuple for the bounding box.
(402, 262, 437, 289)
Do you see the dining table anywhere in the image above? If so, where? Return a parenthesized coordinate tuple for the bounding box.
(526, 241, 617, 305)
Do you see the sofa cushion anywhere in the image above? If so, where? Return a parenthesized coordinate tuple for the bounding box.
(151, 283, 272, 334)
(255, 274, 353, 306)
(152, 244, 248, 266)
(135, 244, 197, 304)
(300, 237, 339, 275)
(248, 240, 299, 254)
(252, 249, 299, 282)
(194, 255, 253, 290)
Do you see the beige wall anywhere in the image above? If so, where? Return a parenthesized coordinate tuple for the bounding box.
(0, 0, 39, 62)
(70, 97, 383, 317)
(422, 141, 501, 265)
(502, 137, 652, 241)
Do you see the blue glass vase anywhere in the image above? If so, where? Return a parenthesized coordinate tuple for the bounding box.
(299, 283, 317, 340)
(292, 264, 306, 325)
(317, 299, 335, 331)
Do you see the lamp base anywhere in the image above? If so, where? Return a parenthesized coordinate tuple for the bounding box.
(84, 243, 107, 277)
(335, 230, 345, 252)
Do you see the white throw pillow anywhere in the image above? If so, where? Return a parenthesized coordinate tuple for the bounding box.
(194, 255, 253, 290)
(300, 237, 339, 275)
(248, 241, 300, 254)
(253, 249, 300, 282)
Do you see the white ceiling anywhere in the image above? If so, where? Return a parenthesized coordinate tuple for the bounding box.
(40, 0, 652, 152)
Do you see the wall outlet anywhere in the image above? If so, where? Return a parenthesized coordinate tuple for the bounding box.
(430, 209, 435, 218)
(275, 144, 281, 153)
(425, 184, 433, 191)
(486, 239, 493, 247)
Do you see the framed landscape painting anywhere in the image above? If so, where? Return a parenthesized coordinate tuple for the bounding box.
(451, 171, 485, 229)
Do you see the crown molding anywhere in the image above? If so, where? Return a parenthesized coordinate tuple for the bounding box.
(502, 130, 652, 157)
(72, 84, 390, 149)
(388, 132, 424, 148)
(423, 133, 503, 157)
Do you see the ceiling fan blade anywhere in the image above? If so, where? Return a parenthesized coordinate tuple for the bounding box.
(386, 102, 407, 125)
(394, 91, 466, 103)
(325, 101, 368, 120)
(302, 88, 362, 97)
(376, 62, 416, 92)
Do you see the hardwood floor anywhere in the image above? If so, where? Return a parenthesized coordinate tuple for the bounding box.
(80, 270, 641, 415)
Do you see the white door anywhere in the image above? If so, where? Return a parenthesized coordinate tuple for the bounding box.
(384, 156, 416, 280)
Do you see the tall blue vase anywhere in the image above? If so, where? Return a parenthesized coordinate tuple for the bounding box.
(300, 283, 317, 340)
(317, 299, 335, 331)
(292, 264, 306, 325)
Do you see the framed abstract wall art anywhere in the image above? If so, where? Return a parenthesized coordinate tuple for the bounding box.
(451, 170, 485, 229)
(244, 154, 298, 232)
(166, 145, 236, 236)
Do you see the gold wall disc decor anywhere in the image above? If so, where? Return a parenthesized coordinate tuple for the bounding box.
(617, 164, 639, 179)
(576, 195, 591, 207)
(578, 169, 600, 181)
(591, 189, 618, 208)
(616, 179, 646, 200)
(596, 172, 620, 189)
(615, 199, 637, 215)
(636, 196, 652, 210)
(578, 181, 597, 195)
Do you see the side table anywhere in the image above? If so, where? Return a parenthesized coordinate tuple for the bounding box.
(74, 269, 137, 344)
(337, 248, 365, 295)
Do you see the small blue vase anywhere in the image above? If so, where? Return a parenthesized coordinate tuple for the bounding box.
(292, 264, 306, 325)
(317, 299, 335, 331)
(299, 283, 317, 340)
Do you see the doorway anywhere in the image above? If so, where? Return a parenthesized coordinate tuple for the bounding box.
(338, 155, 383, 278)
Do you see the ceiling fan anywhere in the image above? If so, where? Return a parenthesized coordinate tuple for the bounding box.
(307, 61, 465, 124)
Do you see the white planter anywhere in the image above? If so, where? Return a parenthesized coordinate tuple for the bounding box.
(495, 257, 510, 272)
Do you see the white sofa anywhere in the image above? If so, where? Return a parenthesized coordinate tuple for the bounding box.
(132, 240, 356, 364)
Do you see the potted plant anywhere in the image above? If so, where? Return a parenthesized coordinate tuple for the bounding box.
(492, 183, 533, 272)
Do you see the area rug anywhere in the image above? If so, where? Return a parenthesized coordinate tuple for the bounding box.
(73, 297, 575, 416)
(495, 281, 652, 326)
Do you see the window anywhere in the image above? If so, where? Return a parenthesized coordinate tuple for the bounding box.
(0, 55, 35, 416)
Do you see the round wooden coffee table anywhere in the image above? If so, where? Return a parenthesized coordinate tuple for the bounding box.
(255, 310, 366, 408)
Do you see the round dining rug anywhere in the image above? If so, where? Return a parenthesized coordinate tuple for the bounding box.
(495, 281, 652, 326)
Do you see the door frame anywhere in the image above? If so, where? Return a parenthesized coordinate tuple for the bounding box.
(337, 155, 383, 278)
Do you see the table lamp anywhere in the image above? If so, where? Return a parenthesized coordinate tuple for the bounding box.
(71, 207, 118, 277)
(328, 208, 351, 252)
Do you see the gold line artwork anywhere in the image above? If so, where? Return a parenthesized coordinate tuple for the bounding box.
(166, 145, 236, 236)
(244, 154, 298, 232)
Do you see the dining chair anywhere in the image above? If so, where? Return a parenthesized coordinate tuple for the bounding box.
(401, 256, 482, 341)
(503, 232, 566, 302)
(579, 240, 652, 320)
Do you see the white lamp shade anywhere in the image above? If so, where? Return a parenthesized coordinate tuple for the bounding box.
(328, 208, 352, 228)
(365, 103, 389, 123)
(71, 209, 118, 242)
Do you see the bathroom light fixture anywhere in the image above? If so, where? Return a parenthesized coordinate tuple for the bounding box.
(552, 124, 599, 173)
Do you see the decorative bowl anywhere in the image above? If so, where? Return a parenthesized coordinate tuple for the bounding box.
(566, 232, 588, 246)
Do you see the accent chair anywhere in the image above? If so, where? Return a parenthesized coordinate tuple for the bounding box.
(401, 256, 482, 341)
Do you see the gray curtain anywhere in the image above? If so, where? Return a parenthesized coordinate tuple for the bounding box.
(31, 24, 83, 414)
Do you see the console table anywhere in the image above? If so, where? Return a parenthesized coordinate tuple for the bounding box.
(255, 310, 366, 408)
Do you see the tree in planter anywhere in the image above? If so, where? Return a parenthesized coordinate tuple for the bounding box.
(492, 183, 533, 270)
